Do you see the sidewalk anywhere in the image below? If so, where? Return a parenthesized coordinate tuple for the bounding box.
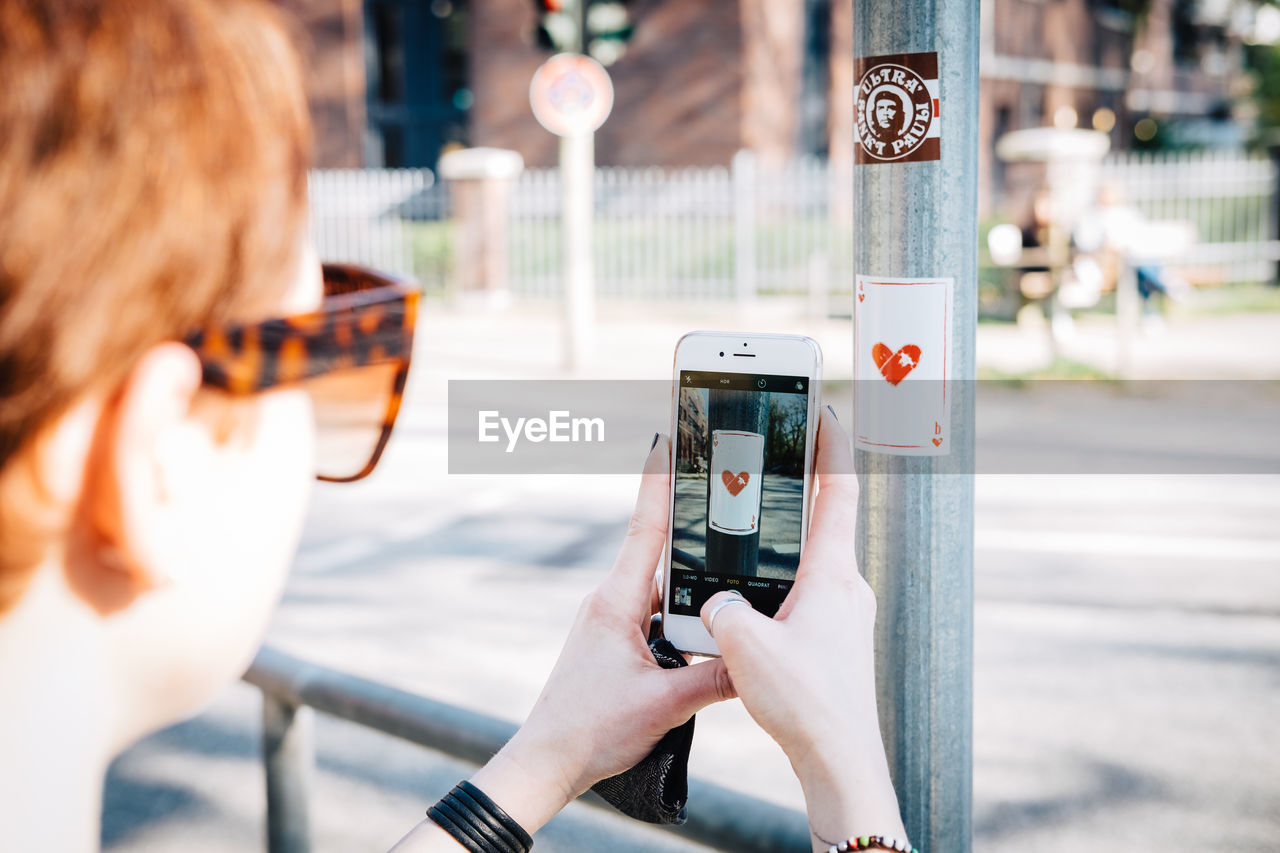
(417, 296, 1280, 382)
(978, 308, 1280, 379)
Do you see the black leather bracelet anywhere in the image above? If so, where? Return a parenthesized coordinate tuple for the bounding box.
(427, 781, 533, 853)
(428, 799, 490, 851)
(453, 784, 526, 853)
(435, 794, 516, 853)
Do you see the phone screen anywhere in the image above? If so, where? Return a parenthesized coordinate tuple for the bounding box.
(669, 370, 811, 618)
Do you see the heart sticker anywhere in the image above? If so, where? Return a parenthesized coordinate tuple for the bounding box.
(871, 343, 922, 386)
(858, 293, 865, 302)
(932, 437, 943, 447)
(721, 470, 750, 497)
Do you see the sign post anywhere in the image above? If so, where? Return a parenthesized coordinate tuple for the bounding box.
(530, 53, 614, 372)
(704, 389, 769, 577)
(851, 1, 977, 850)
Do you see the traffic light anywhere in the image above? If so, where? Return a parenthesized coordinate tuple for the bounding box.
(585, 2, 632, 66)
(532, 0, 578, 53)
(531, 0, 632, 66)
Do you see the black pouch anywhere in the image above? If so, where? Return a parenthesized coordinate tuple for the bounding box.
(590, 623, 695, 825)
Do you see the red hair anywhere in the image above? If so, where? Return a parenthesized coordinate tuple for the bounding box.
(0, 0, 313, 609)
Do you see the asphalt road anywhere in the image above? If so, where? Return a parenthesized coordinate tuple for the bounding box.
(102, 306, 1280, 852)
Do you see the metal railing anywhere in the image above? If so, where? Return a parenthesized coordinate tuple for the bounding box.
(308, 150, 1280, 301)
(243, 645, 810, 853)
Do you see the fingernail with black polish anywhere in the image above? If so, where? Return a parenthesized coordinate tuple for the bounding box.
(826, 404, 840, 422)
(650, 432, 660, 451)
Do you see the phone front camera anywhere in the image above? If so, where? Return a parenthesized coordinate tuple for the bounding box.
(719, 351, 724, 356)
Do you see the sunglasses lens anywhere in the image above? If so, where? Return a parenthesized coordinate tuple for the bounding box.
(308, 362, 402, 481)
(323, 263, 393, 298)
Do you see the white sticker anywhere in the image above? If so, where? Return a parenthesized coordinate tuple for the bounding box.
(708, 429, 764, 535)
(854, 275, 953, 456)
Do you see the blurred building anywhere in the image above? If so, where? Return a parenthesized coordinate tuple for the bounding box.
(281, 0, 826, 170)
(980, 0, 1248, 216)
(282, 0, 1252, 207)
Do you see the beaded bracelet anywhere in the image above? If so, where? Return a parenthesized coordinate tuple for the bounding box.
(823, 835, 918, 853)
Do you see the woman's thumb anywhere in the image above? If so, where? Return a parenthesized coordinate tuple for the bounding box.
(662, 656, 737, 715)
(700, 590, 768, 656)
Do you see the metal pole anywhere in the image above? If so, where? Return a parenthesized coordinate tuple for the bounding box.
(573, 0, 588, 56)
(1115, 260, 1138, 377)
(263, 693, 314, 853)
(852, 1, 976, 851)
(1269, 141, 1280, 285)
(556, 0, 594, 371)
(733, 149, 758, 305)
(705, 392, 768, 575)
(561, 130, 595, 370)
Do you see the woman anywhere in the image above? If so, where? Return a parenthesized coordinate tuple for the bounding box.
(0, 1, 910, 852)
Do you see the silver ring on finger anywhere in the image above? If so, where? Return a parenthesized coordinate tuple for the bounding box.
(707, 597, 749, 637)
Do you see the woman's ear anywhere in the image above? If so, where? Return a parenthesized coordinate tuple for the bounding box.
(71, 342, 207, 613)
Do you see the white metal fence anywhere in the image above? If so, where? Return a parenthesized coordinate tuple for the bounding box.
(309, 168, 444, 280)
(309, 150, 1279, 300)
(1099, 150, 1278, 286)
(506, 154, 852, 300)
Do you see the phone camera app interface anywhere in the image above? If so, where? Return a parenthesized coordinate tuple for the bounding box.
(670, 371, 809, 618)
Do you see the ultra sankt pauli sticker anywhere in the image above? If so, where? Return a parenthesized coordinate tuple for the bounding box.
(855, 51, 939, 165)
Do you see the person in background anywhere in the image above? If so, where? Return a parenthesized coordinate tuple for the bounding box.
(0, 2, 911, 852)
(1074, 182, 1191, 329)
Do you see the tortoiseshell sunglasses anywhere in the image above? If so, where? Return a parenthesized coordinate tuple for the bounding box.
(185, 263, 419, 482)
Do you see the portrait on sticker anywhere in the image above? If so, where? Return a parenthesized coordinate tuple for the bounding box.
(854, 52, 940, 165)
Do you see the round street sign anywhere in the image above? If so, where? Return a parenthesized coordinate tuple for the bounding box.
(529, 53, 614, 137)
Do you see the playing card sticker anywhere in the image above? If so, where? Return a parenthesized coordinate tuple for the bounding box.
(854, 276, 953, 455)
(855, 52, 939, 165)
(708, 429, 764, 535)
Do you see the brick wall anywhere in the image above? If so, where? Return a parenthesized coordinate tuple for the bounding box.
(595, 0, 746, 167)
(469, 0, 752, 167)
(467, 0, 555, 167)
(278, 0, 366, 167)
(740, 0, 803, 168)
(288, 0, 1238, 186)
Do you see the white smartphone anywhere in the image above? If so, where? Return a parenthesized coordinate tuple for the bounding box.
(661, 331, 822, 656)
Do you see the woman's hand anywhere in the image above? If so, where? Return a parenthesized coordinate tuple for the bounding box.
(391, 436, 733, 851)
(698, 408, 907, 850)
(488, 435, 734, 809)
